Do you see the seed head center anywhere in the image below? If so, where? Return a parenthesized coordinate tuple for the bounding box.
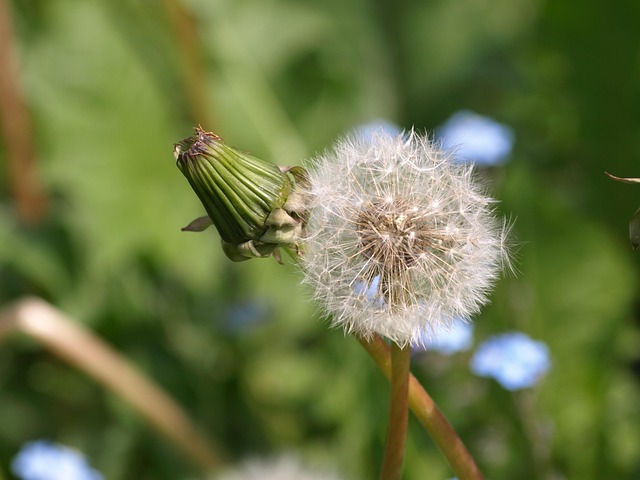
(356, 201, 428, 271)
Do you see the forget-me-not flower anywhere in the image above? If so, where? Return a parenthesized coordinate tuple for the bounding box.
(470, 332, 550, 390)
(413, 318, 474, 355)
(224, 300, 270, 333)
(437, 111, 514, 166)
(355, 119, 402, 144)
(12, 440, 103, 480)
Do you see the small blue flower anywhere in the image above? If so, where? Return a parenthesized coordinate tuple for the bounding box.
(12, 440, 103, 480)
(224, 300, 270, 333)
(352, 274, 385, 307)
(437, 110, 514, 166)
(470, 332, 550, 390)
(413, 318, 474, 355)
(355, 119, 402, 143)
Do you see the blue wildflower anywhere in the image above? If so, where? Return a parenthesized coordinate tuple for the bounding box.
(11, 440, 103, 480)
(413, 318, 474, 355)
(437, 110, 514, 166)
(470, 332, 550, 390)
(224, 300, 270, 333)
(352, 274, 385, 307)
(355, 119, 402, 143)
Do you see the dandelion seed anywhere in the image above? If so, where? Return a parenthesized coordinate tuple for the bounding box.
(301, 129, 511, 346)
(213, 454, 342, 480)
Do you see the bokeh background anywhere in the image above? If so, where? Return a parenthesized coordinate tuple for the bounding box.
(1, 0, 640, 479)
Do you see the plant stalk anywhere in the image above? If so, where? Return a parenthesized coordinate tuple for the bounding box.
(0, 0, 48, 223)
(0, 297, 223, 471)
(379, 342, 411, 480)
(359, 334, 484, 480)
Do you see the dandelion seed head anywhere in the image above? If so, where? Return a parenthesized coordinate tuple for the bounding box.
(213, 454, 342, 480)
(301, 129, 511, 346)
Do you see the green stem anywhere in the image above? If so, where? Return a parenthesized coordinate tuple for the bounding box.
(358, 334, 484, 480)
(379, 342, 411, 480)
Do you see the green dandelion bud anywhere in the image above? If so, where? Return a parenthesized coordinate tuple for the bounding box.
(174, 128, 307, 262)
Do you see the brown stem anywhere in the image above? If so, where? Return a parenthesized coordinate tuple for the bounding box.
(0, 0, 48, 223)
(0, 297, 223, 471)
(358, 334, 484, 480)
(164, 0, 212, 127)
(379, 342, 411, 480)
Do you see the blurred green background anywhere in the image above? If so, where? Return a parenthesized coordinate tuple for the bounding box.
(1, 0, 640, 479)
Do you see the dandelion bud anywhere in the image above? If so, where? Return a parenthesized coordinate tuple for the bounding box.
(174, 128, 307, 261)
(301, 129, 511, 346)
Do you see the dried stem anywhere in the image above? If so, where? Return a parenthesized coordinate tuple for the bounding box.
(0, 297, 223, 472)
(0, 0, 48, 223)
(379, 342, 411, 480)
(358, 334, 484, 480)
(164, 0, 212, 127)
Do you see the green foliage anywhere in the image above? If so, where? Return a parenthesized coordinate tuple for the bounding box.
(2, 0, 640, 479)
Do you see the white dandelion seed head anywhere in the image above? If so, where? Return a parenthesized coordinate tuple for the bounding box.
(212, 454, 342, 480)
(300, 129, 511, 347)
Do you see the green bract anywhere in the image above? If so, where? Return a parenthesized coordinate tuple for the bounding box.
(174, 128, 307, 262)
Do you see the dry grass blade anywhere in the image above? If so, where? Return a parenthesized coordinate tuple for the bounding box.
(605, 172, 640, 184)
(0, 297, 222, 472)
(0, 0, 48, 223)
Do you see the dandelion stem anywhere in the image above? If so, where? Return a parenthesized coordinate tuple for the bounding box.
(358, 334, 484, 480)
(379, 342, 411, 480)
